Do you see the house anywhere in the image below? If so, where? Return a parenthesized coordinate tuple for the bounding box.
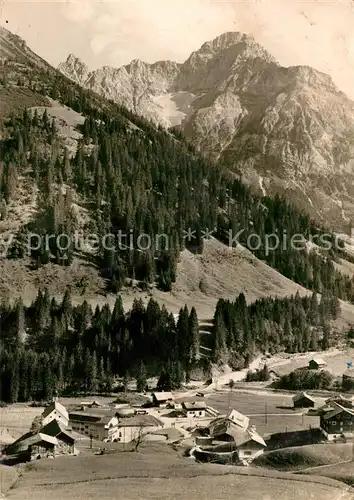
(201, 414, 266, 464)
(325, 395, 354, 408)
(5, 429, 74, 461)
(207, 409, 250, 441)
(42, 401, 69, 427)
(69, 410, 119, 441)
(113, 415, 163, 443)
(310, 395, 354, 416)
(151, 392, 173, 407)
(69, 409, 163, 443)
(308, 358, 327, 370)
(293, 392, 316, 408)
(26, 433, 58, 460)
(182, 401, 207, 418)
(40, 420, 75, 454)
(318, 401, 354, 440)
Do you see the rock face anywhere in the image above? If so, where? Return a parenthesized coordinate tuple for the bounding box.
(58, 54, 89, 86)
(58, 32, 354, 229)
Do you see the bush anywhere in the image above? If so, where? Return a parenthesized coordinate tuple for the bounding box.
(277, 368, 334, 390)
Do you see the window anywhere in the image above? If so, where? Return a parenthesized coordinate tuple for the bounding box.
(332, 421, 336, 425)
(244, 451, 252, 456)
(199, 411, 202, 415)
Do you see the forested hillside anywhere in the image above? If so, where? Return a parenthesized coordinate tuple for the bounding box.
(2, 74, 354, 299)
(0, 288, 340, 403)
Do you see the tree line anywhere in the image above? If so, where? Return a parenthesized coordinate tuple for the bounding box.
(211, 291, 340, 368)
(0, 288, 340, 402)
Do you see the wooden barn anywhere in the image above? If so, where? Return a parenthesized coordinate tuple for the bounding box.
(293, 392, 316, 408)
(308, 358, 327, 370)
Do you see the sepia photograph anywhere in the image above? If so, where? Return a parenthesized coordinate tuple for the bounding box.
(2, 1, 354, 498)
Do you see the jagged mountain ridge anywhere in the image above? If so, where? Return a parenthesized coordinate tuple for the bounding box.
(58, 31, 354, 229)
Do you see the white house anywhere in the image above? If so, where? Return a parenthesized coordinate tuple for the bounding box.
(42, 402, 69, 427)
(113, 415, 164, 443)
(69, 410, 163, 443)
(182, 401, 206, 418)
(69, 411, 119, 441)
(204, 411, 266, 464)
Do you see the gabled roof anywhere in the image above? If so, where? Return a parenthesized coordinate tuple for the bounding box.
(227, 409, 249, 429)
(42, 401, 69, 420)
(322, 402, 354, 420)
(293, 392, 316, 403)
(182, 401, 207, 410)
(152, 392, 173, 401)
(310, 358, 326, 366)
(40, 420, 75, 442)
(6, 432, 58, 455)
(80, 400, 103, 407)
(325, 394, 354, 405)
(210, 420, 266, 448)
(94, 416, 118, 427)
(37, 433, 58, 445)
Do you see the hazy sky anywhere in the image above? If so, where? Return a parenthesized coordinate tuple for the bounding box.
(2, 0, 354, 98)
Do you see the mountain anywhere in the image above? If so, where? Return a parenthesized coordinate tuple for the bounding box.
(57, 53, 89, 86)
(58, 53, 182, 126)
(59, 31, 354, 230)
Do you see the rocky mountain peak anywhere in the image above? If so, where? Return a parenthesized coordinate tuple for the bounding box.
(200, 31, 253, 52)
(58, 54, 89, 85)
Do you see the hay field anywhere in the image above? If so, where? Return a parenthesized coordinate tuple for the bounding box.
(193, 390, 321, 435)
(0, 404, 43, 442)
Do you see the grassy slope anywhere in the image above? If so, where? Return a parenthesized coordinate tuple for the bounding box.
(0, 465, 18, 497)
(5, 443, 353, 500)
(255, 443, 353, 471)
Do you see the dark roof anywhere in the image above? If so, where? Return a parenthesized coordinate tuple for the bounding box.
(69, 409, 117, 422)
(309, 358, 327, 366)
(40, 420, 75, 443)
(69, 412, 102, 422)
(343, 368, 354, 378)
(293, 392, 316, 403)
